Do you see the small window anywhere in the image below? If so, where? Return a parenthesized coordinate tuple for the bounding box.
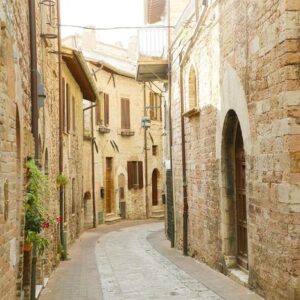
(72, 178, 75, 214)
(104, 93, 109, 126)
(188, 66, 197, 110)
(121, 98, 130, 129)
(95, 98, 101, 125)
(149, 92, 161, 121)
(127, 161, 143, 189)
(72, 96, 76, 132)
(152, 145, 158, 156)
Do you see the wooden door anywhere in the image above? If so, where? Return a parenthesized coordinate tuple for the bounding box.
(152, 169, 158, 206)
(105, 158, 113, 213)
(235, 124, 248, 269)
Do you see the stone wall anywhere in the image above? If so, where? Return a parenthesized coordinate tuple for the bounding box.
(0, 1, 33, 299)
(171, 0, 300, 298)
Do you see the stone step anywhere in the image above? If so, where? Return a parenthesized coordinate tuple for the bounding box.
(105, 215, 122, 224)
(150, 209, 165, 220)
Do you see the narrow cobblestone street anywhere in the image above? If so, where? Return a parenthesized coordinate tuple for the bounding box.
(40, 221, 261, 300)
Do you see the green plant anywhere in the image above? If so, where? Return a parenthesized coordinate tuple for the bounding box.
(25, 159, 51, 255)
(56, 174, 69, 187)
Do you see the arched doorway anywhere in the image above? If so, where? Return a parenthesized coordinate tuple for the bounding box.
(152, 169, 159, 206)
(118, 174, 125, 219)
(221, 110, 248, 270)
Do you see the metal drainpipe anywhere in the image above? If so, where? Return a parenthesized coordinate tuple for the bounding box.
(57, 0, 66, 260)
(167, 0, 175, 248)
(144, 83, 150, 218)
(91, 106, 97, 228)
(179, 53, 188, 256)
(29, 0, 38, 299)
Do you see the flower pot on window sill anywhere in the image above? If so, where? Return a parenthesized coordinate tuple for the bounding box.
(23, 242, 32, 252)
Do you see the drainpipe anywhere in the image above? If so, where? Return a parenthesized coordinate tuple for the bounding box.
(91, 107, 97, 228)
(29, 0, 38, 299)
(57, 0, 66, 259)
(179, 53, 188, 256)
(83, 104, 97, 227)
(167, 0, 175, 248)
(144, 83, 150, 218)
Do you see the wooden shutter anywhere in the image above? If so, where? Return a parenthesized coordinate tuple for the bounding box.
(72, 96, 76, 132)
(96, 99, 101, 125)
(121, 98, 126, 129)
(121, 98, 130, 129)
(127, 161, 133, 189)
(62, 78, 65, 131)
(159, 95, 162, 121)
(150, 92, 154, 120)
(104, 94, 109, 126)
(138, 161, 143, 189)
(125, 99, 130, 129)
(66, 83, 70, 133)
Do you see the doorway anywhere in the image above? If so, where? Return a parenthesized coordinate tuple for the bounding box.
(221, 110, 248, 270)
(105, 158, 113, 214)
(152, 169, 159, 206)
(118, 174, 125, 219)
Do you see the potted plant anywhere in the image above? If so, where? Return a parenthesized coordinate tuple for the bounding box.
(56, 174, 69, 187)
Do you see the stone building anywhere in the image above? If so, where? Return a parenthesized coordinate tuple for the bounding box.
(64, 33, 165, 223)
(152, 0, 300, 299)
(144, 0, 300, 299)
(0, 1, 33, 299)
(61, 47, 98, 245)
(0, 2, 99, 299)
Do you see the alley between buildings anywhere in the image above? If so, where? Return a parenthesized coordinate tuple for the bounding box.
(39, 221, 261, 300)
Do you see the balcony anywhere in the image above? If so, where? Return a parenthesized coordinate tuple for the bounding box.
(136, 27, 168, 82)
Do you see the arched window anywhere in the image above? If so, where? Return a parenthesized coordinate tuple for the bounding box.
(44, 148, 49, 175)
(188, 65, 197, 110)
(71, 178, 75, 214)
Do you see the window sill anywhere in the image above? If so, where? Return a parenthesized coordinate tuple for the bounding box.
(119, 129, 135, 136)
(182, 107, 200, 118)
(98, 125, 110, 134)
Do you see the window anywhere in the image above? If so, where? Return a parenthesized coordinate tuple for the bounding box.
(44, 148, 49, 175)
(72, 96, 76, 132)
(72, 178, 75, 214)
(127, 161, 143, 189)
(62, 79, 71, 133)
(149, 92, 161, 121)
(188, 65, 197, 110)
(152, 145, 158, 156)
(121, 98, 130, 129)
(104, 93, 109, 126)
(95, 98, 101, 125)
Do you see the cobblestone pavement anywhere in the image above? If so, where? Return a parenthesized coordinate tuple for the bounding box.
(40, 220, 262, 300)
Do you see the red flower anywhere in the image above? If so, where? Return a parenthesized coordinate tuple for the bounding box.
(42, 221, 50, 229)
(56, 217, 63, 223)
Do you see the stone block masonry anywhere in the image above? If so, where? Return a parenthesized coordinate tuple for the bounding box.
(170, 0, 300, 299)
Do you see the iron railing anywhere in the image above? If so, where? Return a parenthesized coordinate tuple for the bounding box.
(137, 27, 168, 58)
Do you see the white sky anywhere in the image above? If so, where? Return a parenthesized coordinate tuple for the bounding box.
(61, 0, 144, 47)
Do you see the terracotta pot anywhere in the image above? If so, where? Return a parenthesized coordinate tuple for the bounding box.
(23, 242, 32, 252)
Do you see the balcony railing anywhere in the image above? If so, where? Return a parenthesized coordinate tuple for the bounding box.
(137, 27, 168, 59)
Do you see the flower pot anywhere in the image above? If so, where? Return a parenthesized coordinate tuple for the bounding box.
(23, 242, 32, 252)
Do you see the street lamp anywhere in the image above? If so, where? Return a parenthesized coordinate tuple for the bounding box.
(141, 116, 151, 129)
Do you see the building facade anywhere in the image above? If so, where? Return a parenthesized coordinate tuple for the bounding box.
(165, 0, 300, 299)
